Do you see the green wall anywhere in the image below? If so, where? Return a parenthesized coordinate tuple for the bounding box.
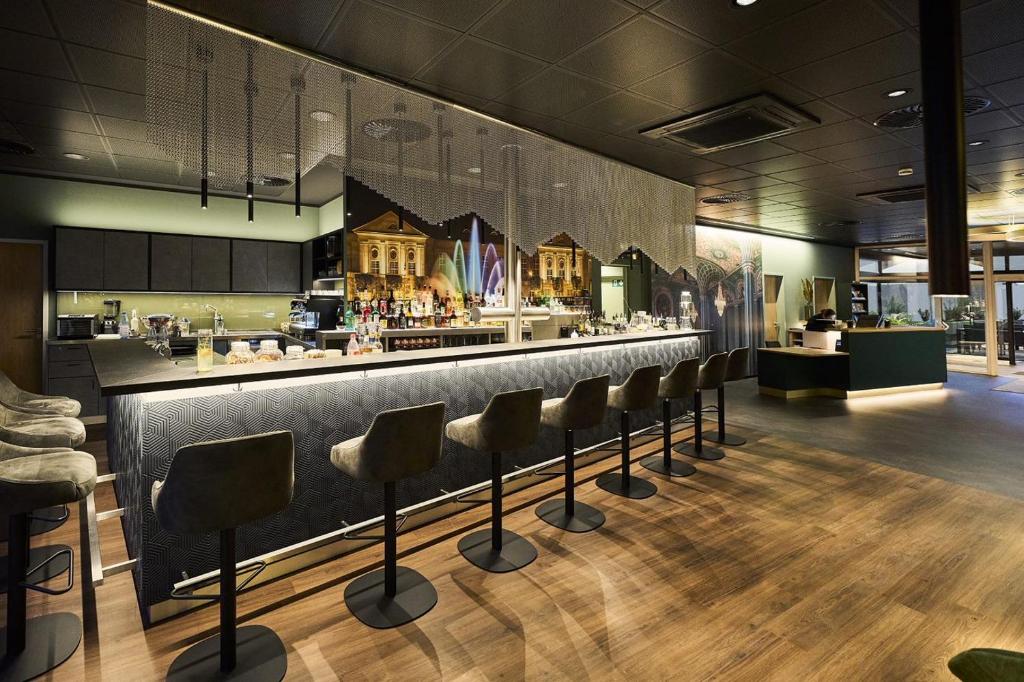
(0, 173, 321, 242)
(761, 234, 855, 330)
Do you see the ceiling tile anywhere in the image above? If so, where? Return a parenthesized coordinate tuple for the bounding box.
(965, 109, 1019, 135)
(562, 91, 678, 133)
(95, 115, 149, 142)
(415, 37, 545, 100)
(810, 134, 908, 163)
(84, 85, 145, 120)
(782, 32, 919, 98)
(320, 0, 460, 79)
(479, 101, 556, 132)
(0, 99, 96, 134)
(0, 28, 73, 80)
(701, 140, 790, 166)
(965, 41, 1024, 86)
(651, 0, 818, 45)
(13, 125, 109, 152)
(827, 74, 922, 118)
(373, 0, 502, 31)
(739, 153, 820, 175)
(175, 0, 342, 49)
(726, 0, 902, 73)
(66, 45, 145, 94)
(838, 147, 924, 172)
(0, 69, 87, 111)
(496, 68, 616, 118)
(47, 0, 146, 58)
(472, 0, 637, 63)
(716, 175, 785, 192)
(408, 79, 490, 110)
(987, 76, 1024, 107)
(962, 0, 1024, 55)
(0, 0, 53, 36)
(561, 16, 705, 88)
(631, 50, 761, 110)
(686, 167, 754, 187)
(775, 119, 880, 152)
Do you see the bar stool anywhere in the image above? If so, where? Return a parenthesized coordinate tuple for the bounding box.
(674, 352, 729, 461)
(596, 365, 662, 500)
(706, 347, 750, 446)
(153, 431, 294, 681)
(0, 442, 75, 591)
(331, 402, 445, 629)
(446, 387, 543, 573)
(0, 370, 81, 417)
(640, 358, 700, 478)
(0, 450, 96, 681)
(535, 375, 610, 533)
(0, 404, 85, 449)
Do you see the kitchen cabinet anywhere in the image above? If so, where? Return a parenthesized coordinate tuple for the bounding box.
(150, 234, 192, 291)
(191, 237, 230, 292)
(268, 241, 300, 293)
(103, 231, 149, 291)
(47, 343, 102, 417)
(231, 240, 269, 292)
(301, 240, 313, 292)
(55, 227, 104, 290)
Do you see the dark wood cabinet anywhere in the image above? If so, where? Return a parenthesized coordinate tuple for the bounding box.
(231, 240, 268, 292)
(103, 231, 149, 291)
(191, 237, 230, 292)
(150, 234, 192, 291)
(55, 227, 104, 290)
(268, 241, 300, 293)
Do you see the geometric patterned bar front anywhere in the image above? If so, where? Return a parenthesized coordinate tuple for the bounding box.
(108, 336, 702, 622)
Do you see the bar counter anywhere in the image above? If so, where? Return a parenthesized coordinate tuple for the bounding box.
(98, 329, 710, 623)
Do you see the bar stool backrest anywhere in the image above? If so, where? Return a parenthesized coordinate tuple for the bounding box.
(609, 365, 662, 412)
(724, 347, 750, 382)
(154, 430, 294, 535)
(353, 402, 446, 483)
(479, 387, 544, 452)
(548, 375, 610, 432)
(0, 442, 71, 463)
(0, 371, 22, 406)
(697, 352, 729, 391)
(659, 357, 699, 400)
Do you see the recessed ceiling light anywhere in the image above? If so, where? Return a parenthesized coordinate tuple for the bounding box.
(733, 0, 758, 6)
(968, 139, 987, 147)
(885, 88, 911, 98)
(62, 152, 89, 160)
(309, 110, 334, 122)
(897, 167, 914, 176)
(467, 167, 481, 174)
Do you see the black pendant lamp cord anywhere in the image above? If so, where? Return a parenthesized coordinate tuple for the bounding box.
(294, 89, 301, 218)
(201, 68, 208, 209)
(245, 42, 255, 222)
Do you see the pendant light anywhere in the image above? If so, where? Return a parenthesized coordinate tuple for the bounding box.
(243, 40, 256, 223)
(476, 126, 488, 191)
(292, 76, 304, 218)
(196, 43, 212, 209)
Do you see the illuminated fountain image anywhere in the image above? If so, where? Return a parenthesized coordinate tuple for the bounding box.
(430, 217, 505, 300)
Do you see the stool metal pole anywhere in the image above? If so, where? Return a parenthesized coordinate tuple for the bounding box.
(491, 452, 502, 552)
(620, 411, 630, 486)
(219, 528, 237, 674)
(7, 513, 28, 655)
(717, 386, 726, 436)
(383, 481, 397, 598)
(564, 430, 574, 515)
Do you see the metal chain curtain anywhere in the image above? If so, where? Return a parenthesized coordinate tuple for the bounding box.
(145, 5, 696, 272)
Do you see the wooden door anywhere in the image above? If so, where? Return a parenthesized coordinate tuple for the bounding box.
(0, 242, 44, 392)
(763, 274, 783, 344)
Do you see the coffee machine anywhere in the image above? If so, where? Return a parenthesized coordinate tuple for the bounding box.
(102, 299, 121, 335)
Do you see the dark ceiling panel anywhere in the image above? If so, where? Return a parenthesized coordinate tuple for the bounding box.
(810, 134, 909, 163)
(496, 67, 616, 118)
(781, 32, 919, 98)
(374, 0, 502, 31)
(964, 41, 1024, 86)
(66, 45, 146, 95)
(14, 125, 108, 152)
(651, 0, 818, 45)
(726, 0, 902, 74)
(472, 0, 636, 63)
(702, 141, 790, 166)
(48, 0, 147, 58)
(961, 0, 1024, 55)
(776, 119, 880, 153)
(0, 0, 53, 36)
(0, 29, 73, 80)
(739, 152, 821, 175)
(175, 0, 342, 49)
(987, 76, 1024, 107)
(561, 91, 678, 134)
(319, 0, 460, 79)
(631, 50, 762, 110)
(560, 16, 705, 88)
(83, 85, 145, 121)
(0, 69, 87, 111)
(415, 36, 545, 101)
(0, 99, 96, 134)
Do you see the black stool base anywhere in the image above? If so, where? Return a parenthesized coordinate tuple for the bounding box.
(345, 566, 437, 629)
(535, 499, 605, 533)
(639, 456, 697, 477)
(595, 473, 657, 499)
(30, 506, 68, 537)
(166, 624, 287, 681)
(458, 529, 537, 573)
(0, 544, 71, 591)
(673, 442, 726, 461)
(0, 612, 82, 682)
(705, 431, 747, 446)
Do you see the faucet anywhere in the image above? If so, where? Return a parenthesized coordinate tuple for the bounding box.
(203, 304, 225, 335)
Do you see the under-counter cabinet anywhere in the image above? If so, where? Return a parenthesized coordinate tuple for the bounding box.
(46, 343, 103, 418)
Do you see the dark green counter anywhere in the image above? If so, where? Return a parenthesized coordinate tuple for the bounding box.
(758, 327, 947, 399)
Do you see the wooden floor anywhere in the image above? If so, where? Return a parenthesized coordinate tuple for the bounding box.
(8, 419, 1024, 681)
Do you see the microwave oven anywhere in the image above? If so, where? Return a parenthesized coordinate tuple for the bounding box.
(56, 314, 98, 340)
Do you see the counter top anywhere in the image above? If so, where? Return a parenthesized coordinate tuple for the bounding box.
(845, 326, 944, 333)
(317, 325, 509, 340)
(90, 329, 710, 396)
(758, 346, 848, 357)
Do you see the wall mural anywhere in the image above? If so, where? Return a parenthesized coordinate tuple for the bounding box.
(652, 225, 764, 374)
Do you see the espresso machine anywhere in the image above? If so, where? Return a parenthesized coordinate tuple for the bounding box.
(102, 299, 121, 335)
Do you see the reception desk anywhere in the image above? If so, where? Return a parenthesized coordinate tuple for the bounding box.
(758, 327, 947, 399)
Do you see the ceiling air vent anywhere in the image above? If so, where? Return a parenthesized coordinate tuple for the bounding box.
(640, 94, 820, 154)
(256, 175, 290, 187)
(816, 219, 861, 228)
(874, 96, 991, 129)
(0, 139, 36, 155)
(701, 192, 752, 205)
(858, 183, 980, 204)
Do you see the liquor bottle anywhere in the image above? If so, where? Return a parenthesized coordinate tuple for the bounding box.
(347, 334, 360, 356)
(432, 289, 440, 309)
(398, 304, 407, 329)
(434, 307, 442, 328)
(362, 299, 371, 324)
(387, 289, 396, 311)
(343, 302, 355, 330)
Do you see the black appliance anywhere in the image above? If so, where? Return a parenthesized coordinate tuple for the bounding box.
(57, 314, 98, 339)
(304, 295, 343, 331)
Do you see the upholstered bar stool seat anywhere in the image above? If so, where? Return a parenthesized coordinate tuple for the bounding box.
(331, 402, 445, 629)
(0, 371, 81, 418)
(0, 450, 96, 682)
(706, 347, 750, 447)
(0, 404, 85, 449)
(153, 431, 294, 681)
(447, 388, 543, 573)
(596, 365, 662, 499)
(641, 358, 700, 478)
(675, 352, 729, 462)
(535, 375, 610, 533)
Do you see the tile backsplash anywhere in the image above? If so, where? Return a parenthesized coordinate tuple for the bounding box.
(56, 292, 296, 331)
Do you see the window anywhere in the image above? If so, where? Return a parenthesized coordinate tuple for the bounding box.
(557, 258, 566, 279)
(370, 247, 380, 275)
(407, 249, 416, 276)
(388, 248, 399, 275)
